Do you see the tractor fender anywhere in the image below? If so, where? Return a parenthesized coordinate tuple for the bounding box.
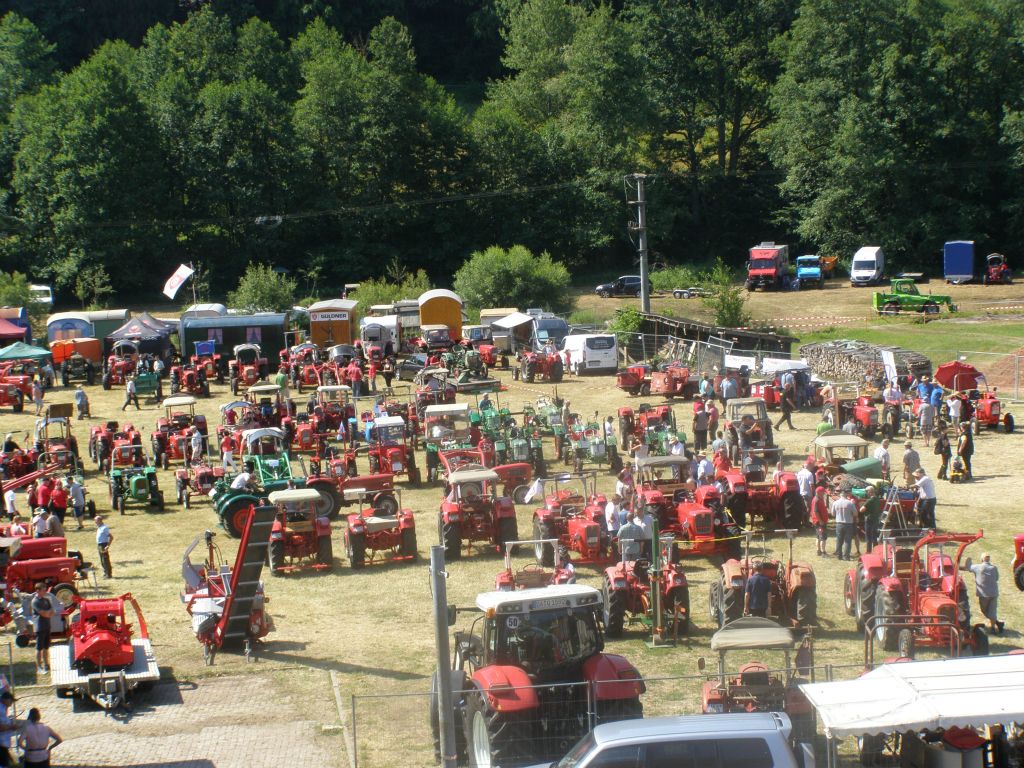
(721, 559, 745, 584)
(786, 563, 817, 592)
(470, 666, 539, 713)
(617, 406, 635, 418)
(776, 471, 799, 494)
(723, 469, 745, 493)
(440, 501, 461, 524)
(583, 653, 646, 700)
(860, 553, 887, 581)
(877, 575, 904, 594)
(346, 514, 365, 534)
(693, 485, 721, 507)
(398, 510, 415, 529)
(493, 498, 516, 519)
(216, 491, 260, 517)
(603, 563, 628, 587)
(314, 517, 332, 536)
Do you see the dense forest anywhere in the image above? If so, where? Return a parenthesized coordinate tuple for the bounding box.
(0, 0, 1022, 303)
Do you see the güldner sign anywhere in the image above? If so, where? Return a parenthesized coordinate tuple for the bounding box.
(310, 311, 349, 322)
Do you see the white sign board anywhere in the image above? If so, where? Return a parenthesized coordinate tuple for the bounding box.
(724, 354, 756, 371)
(311, 311, 349, 323)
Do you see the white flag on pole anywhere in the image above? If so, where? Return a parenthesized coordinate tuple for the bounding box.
(163, 264, 194, 300)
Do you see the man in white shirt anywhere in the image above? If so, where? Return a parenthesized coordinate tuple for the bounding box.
(874, 439, 891, 480)
(637, 509, 655, 560)
(882, 380, 902, 406)
(3, 488, 15, 519)
(796, 460, 815, 513)
(189, 427, 205, 463)
(842, 416, 859, 435)
(946, 394, 962, 424)
(830, 490, 857, 560)
(230, 466, 255, 491)
(696, 452, 714, 484)
(913, 467, 937, 528)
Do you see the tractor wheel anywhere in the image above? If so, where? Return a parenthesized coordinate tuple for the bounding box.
(183, 492, 191, 510)
(856, 563, 876, 631)
(86, 500, 96, 517)
(316, 534, 334, 567)
(372, 494, 399, 517)
(269, 540, 285, 574)
(881, 422, 893, 440)
(12, 391, 23, 413)
(639, 382, 651, 397)
(874, 588, 904, 651)
(346, 531, 366, 569)
(881, 300, 900, 316)
(230, 377, 239, 395)
(442, 520, 462, 561)
(115, 495, 125, 515)
(400, 526, 418, 560)
(223, 500, 252, 538)
(595, 696, 643, 724)
(971, 625, 990, 656)
(512, 485, 530, 505)
(722, 585, 743, 626)
(958, 589, 972, 626)
(844, 572, 856, 616)
(465, 690, 532, 768)
(176, 480, 184, 504)
(603, 576, 627, 638)
(203, 380, 210, 398)
(533, 518, 555, 566)
(496, 516, 517, 554)
(1004, 414, 1014, 433)
(609, 451, 623, 474)
(782, 492, 804, 529)
(162, 452, 170, 471)
(549, 357, 563, 383)
(1014, 564, 1024, 591)
(793, 585, 817, 627)
(156, 491, 165, 511)
(311, 484, 343, 520)
(53, 582, 78, 608)
(170, 376, 180, 395)
(102, 374, 111, 390)
(666, 586, 690, 636)
(708, 581, 724, 628)
(898, 628, 915, 659)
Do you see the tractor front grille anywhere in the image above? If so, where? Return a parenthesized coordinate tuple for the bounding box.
(693, 512, 713, 537)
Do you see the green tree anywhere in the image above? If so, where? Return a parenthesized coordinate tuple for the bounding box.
(227, 263, 297, 313)
(453, 245, 573, 314)
(352, 267, 432, 316)
(0, 269, 46, 325)
(700, 258, 750, 328)
(0, 13, 56, 119)
(73, 264, 114, 309)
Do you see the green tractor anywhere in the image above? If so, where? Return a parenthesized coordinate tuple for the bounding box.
(109, 462, 164, 514)
(872, 278, 957, 316)
(561, 417, 624, 475)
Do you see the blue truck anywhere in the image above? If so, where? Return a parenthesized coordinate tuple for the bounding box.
(795, 254, 824, 289)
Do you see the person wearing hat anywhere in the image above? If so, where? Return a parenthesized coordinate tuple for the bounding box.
(956, 420, 974, 480)
(0, 689, 18, 766)
(901, 440, 921, 485)
(963, 553, 1004, 635)
(744, 561, 772, 617)
(913, 467, 936, 528)
(696, 451, 714, 484)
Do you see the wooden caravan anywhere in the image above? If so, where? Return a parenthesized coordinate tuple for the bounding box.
(417, 289, 463, 339)
(308, 299, 358, 347)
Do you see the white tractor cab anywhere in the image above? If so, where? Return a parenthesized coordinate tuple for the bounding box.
(423, 403, 471, 444)
(560, 334, 618, 375)
(850, 246, 885, 286)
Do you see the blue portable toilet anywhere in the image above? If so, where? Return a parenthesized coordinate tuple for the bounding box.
(943, 241, 974, 284)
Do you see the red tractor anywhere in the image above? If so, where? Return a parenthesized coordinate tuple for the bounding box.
(820, 382, 879, 437)
(650, 364, 698, 399)
(434, 584, 644, 766)
(495, 538, 575, 591)
(101, 339, 138, 389)
(364, 414, 421, 484)
(0, 379, 24, 412)
(603, 534, 691, 639)
(33, 413, 80, 459)
(749, 379, 781, 409)
(616, 403, 676, 452)
(518, 348, 563, 383)
(266, 489, 334, 574)
(190, 339, 227, 383)
(174, 459, 226, 508)
(529, 472, 609, 566)
(722, 398, 775, 462)
(103, 423, 145, 471)
(341, 487, 417, 568)
(616, 364, 652, 396)
(151, 395, 208, 468)
(698, 616, 815, 740)
(718, 448, 804, 530)
(1013, 533, 1024, 591)
(438, 467, 519, 560)
(168, 363, 211, 397)
(2, 541, 89, 609)
(708, 531, 817, 629)
(0, 362, 35, 399)
(983, 252, 1012, 285)
(286, 342, 325, 392)
(243, 384, 293, 433)
(229, 343, 269, 394)
(417, 324, 454, 352)
(933, 360, 1014, 433)
(846, 531, 988, 657)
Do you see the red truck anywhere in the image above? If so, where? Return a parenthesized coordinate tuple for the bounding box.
(745, 242, 790, 291)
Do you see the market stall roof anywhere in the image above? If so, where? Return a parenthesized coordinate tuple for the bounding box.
(799, 653, 1024, 739)
(106, 312, 173, 341)
(0, 317, 26, 341)
(0, 341, 50, 360)
(492, 311, 534, 330)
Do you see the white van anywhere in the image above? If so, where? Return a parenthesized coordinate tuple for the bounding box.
(850, 246, 885, 286)
(29, 284, 53, 305)
(560, 334, 618, 375)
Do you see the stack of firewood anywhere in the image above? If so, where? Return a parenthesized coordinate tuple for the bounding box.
(799, 340, 932, 383)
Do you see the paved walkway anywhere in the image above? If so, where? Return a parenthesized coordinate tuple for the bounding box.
(11, 675, 341, 768)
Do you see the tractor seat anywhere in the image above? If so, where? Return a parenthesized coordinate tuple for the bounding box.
(364, 516, 400, 533)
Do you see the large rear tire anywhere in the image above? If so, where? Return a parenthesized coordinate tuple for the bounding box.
(874, 588, 904, 651)
(346, 531, 366, 569)
(310, 483, 343, 520)
(533, 518, 555, 566)
(782, 492, 804, 528)
(496, 517, 517, 554)
(603, 576, 627, 638)
(223, 500, 252, 538)
(549, 357, 563, 383)
(1004, 414, 1014, 433)
(793, 585, 817, 627)
(594, 696, 643, 725)
(465, 690, 531, 768)
(269, 539, 285, 574)
(709, 581, 723, 628)
(722, 584, 743, 625)
(442, 520, 461, 561)
(856, 562, 876, 631)
(316, 534, 334, 567)
(400, 526, 418, 560)
(1015, 564, 1024, 592)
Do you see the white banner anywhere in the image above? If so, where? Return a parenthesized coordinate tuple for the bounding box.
(880, 350, 897, 384)
(162, 264, 194, 299)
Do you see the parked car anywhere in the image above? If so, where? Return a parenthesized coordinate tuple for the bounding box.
(398, 353, 427, 382)
(595, 275, 651, 298)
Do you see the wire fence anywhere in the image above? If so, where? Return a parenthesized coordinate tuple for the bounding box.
(349, 662, 871, 768)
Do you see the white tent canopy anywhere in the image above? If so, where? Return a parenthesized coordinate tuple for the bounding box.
(492, 311, 534, 330)
(799, 653, 1024, 739)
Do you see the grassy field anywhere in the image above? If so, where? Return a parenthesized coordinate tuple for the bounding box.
(5, 279, 1024, 766)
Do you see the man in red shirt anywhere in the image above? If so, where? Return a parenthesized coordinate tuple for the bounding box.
(48, 481, 68, 524)
(347, 361, 364, 399)
(36, 479, 52, 512)
(809, 484, 829, 557)
(220, 433, 236, 471)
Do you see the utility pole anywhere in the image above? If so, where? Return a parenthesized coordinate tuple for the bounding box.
(625, 174, 652, 313)
(430, 546, 458, 768)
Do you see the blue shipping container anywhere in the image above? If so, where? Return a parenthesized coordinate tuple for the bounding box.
(943, 240, 974, 282)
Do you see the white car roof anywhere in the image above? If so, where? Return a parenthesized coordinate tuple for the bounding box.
(267, 489, 321, 504)
(317, 385, 352, 394)
(475, 584, 601, 613)
(248, 384, 280, 395)
(163, 395, 197, 408)
(241, 428, 285, 443)
(374, 415, 406, 428)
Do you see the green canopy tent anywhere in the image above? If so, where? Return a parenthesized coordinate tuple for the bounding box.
(0, 341, 51, 361)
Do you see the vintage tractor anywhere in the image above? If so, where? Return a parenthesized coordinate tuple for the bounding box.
(59, 349, 96, 387)
(983, 252, 1012, 285)
(1, 537, 91, 611)
(861, 531, 988, 658)
(33, 412, 80, 459)
(101, 339, 138, 389)
(616, 364, 652, 396)
(151, 394, 209, 469)
(417, 324, 454, 352)
(617, 403, 677, 454)
(92, 422, 146, 472)
(168, 363, 211, 397)
(438, 467, 519, 560)
(190, 339, 227, 383)
(342, 487, 417, 568)
(650, 364, 699, 399)
(561, 418, 623, 475)
(1013, 534, 1024, 591)
(433, 584, 644, 767)
(423, 402, 472, 482)
(109, 461, 164, 513)
(698, 616, 815, 740)
(181, 519, 275, 665)
(175, 459, 226, 508)
(820, 383, 879, 437)
(414, 368, 458, 419)
(244, 383, 294, 432)
(603, 534, 691, 639)
(364, 414, 421, 484)
(0, 361, 37, 399)
(530, 472, 609, 566)
(495, 538, 575, 591)
(717, 448, 804, 530)
(518, 349, 563, 383)
(51, 593, 160, 710)
(286, 342, 325, 392)
(0, 379, 24, 413)
(723, 398, 775, 462)
(229, 343, 269, 394)
(708, 531, 817, 629)
(265, 488, 334, 574)
(633, 456, 743, 559)
(749, 379, 781, 410)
